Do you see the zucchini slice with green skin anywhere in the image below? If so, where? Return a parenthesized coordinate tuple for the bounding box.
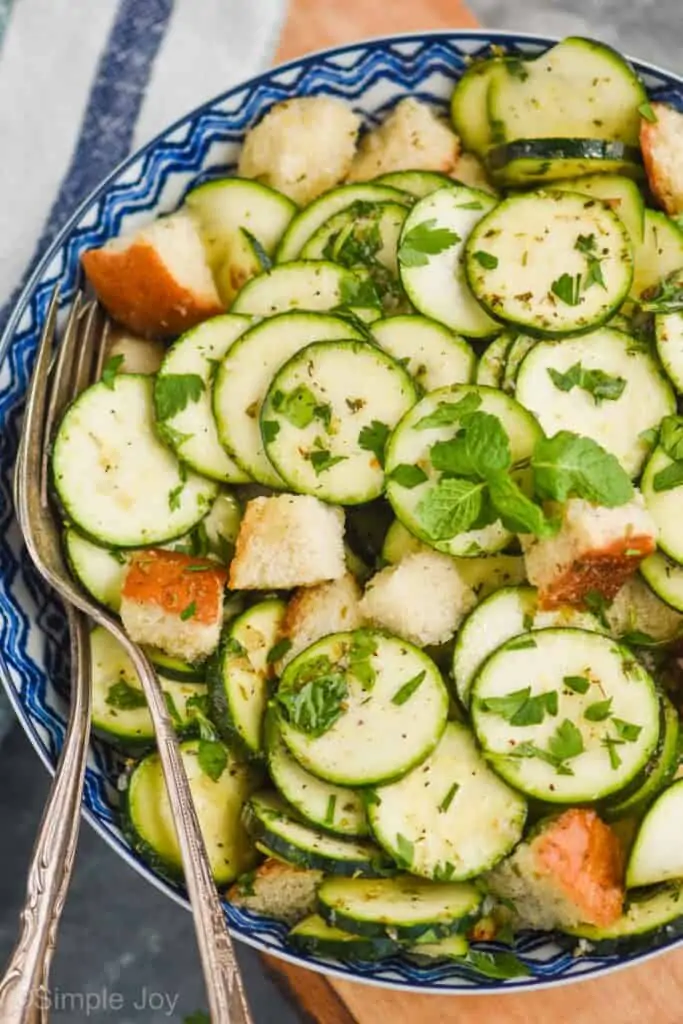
(471, 628, 661, 803)
(64, 528, 127, 612)
(154, 315, 251, 483)
(276, 183, 409, 263)
(486, 139, 643, 188)
(630, 210, 683, 300)
(408, 933, 469, 960)
(501, 334, 536, 394)
(288, 915, 399, 961)
(52, 375, 218, 548)
(231, 260, 360, 317)
(266, 713, 369, 838)
(603, 695, 680, 822)
(374, 170, 453, 198)
(475, 332, 515, 387)
(367, 721, 527, 880)
(123, 739, 261, 886)
(627, 778, 683, 887)
(450, 57, 509, 157)
(213, 311, 364, 488)
(300, 201, 407, 273)
(397, 185, 501, 337)
(144, 648, 206, 683)
(563, 882, 683, 954)
(641, 450, 683, 564)
(210, 227, 272, 306)
(452, 585, 602, 707)
(90, 626, 208, 748)
(208, 599, 286, 756)
(276, 630, 448, 787)
(515, 327, 674, 478)
(640, 552, 683, 612)
(242, 792, 390, 876)
(551, 174, 645, 246)
(486, 37, 646, 147)
(380, 519, 427, 563)
(371, 315, 476, 391)
(260, 339, 417, 505)
(385, 384, 542, 558)
(317, 874, 482, 942)
(465, 191, 633, 336)
(655, 311, 683, 393)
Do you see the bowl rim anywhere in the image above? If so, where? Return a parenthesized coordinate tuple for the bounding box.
(2, 27, 683, 995)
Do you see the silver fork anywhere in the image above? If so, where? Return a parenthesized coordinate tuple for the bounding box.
(3, 286, 253, 1024)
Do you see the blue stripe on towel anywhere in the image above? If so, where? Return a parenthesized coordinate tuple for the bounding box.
(0, 0, 173, 334)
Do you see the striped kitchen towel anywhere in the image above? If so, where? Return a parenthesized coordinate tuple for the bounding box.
(0, 0, 287, 738)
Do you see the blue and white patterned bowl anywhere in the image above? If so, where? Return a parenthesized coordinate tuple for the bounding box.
(1, 30, 683, 993)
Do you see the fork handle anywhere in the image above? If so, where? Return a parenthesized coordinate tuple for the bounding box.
(0, 607, 92, 1023)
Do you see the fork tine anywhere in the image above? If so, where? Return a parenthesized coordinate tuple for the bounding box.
(74, 301, 106, 394)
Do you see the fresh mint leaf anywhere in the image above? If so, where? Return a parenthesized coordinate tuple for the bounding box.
(155, 373, 205, 420)
(473, 250, 498, 270)
(101, 354, 124, 389)
(551, 272, 581, 306)
(391, 670, 426, 706)
(398, 218, 460, 268)
(531, 431, 634, 506)
(547, 362, 626, 404)
(388, 463, 428, 488)
(584, 697, 613, 722)
(105, 679, 147, 711)
(639, 101, 658, 123)
(416, 478, 484, 541)
(438, 782, 460, 814)
(459, 950, 530, 980)
(277, 657, 348, 737)
(429, 411, 511, 479)
(358, 420, 390, 467)
(267, 638, 292, 665)
(564, 675, 590, 694)
(488, 474, 558, 537)
(547, 718, 584, 763)
(414, 392, 482, 430)
(197, 739, 228, 782)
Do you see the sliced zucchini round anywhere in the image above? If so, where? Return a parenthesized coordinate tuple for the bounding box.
(640, 551, 683, 612)
(260, 339, 417, 505)
(276, 630, 448, 787)
(605, 573, 683, 646)
(641, 449, 683, 563)
(385, 384, 542, 557)
(407, 932, 469, 960)
(501, 334, 536, 394)
(371, 315, 476, 391)
(475, 332, 515, 387)
(52, 375, 218, 548)
(551, 174, 645, 246)
(154, 315, 251, 483)
(242, 792, 388, 876)
(317, 874, 482, 942)
(627, 779, 683, 888)
(655, 311, 683, 393)
(465, 191, 633, 336)
(123, 738, 261, 885)
(397, 185, 501, 337)
(486, 139, 643, 188)
(300, 201, 406, 276)
(276, 183, 410, 263)
(452, 585, 602, 707)
(208, 598, 286, 756)
(194, 490, 242, 565)
(90, 626, 207, 747)
(471, 628, 661, 803)
(367, 721, 526, 880)
(144, 647, 205, 683)
(231, 260, 360, 317)
(288, 914, 399, 961)
(515, 327, 674, 477)
(631, 210, 683, 300)
(374, 170, 452, 198)
(450, 57, 508, 156)
(485, 37, 646, 147)
(213, 311, 364, 487)
(562, 881, 683, 954)
(603, 695, 680, 822)
(64, 528, 127, 612)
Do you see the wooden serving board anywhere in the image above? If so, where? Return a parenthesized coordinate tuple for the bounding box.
(265, 2, 683, 1021)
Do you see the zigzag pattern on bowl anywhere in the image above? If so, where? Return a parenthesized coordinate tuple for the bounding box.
(0, 31, 681, 991)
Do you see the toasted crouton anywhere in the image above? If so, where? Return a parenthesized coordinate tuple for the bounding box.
(347, 98, 460, 183)
(359, 551, 476, 647)
(228, 858, 322, 925)
(487, 809, 625, 930)
(229, 495, 346, 591)
(607, 574, 683, 644)
(451, 151, 497, 195)
(640, 103, 683, 216)
(523, 496, 656, 610)
(276, 574, 364, 672)
(105, 323, 166, 375)
(238, 97, 361, 206)
(81, 210, 223, 338)
(120, 550, 226, 663)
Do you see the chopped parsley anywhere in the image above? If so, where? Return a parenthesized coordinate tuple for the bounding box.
(358, 420, 390, 467)
(438, 782, 460, 814)
(105, 679, 147, 711)
(391, 670, 426, 706)
(551, 272, 582, 306)
(547, 361, 626, 404)
(472, 250, 498, 270)
(180, 601, 197, 621)
(101, 354, 124, 389)
(155, 373, 205, 419)
(397, 219, 460, 268)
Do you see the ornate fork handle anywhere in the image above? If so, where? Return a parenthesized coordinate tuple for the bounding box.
(0, 607, 92, 1023)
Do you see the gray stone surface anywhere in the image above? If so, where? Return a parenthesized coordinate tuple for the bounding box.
(0, 4, 679, 1021)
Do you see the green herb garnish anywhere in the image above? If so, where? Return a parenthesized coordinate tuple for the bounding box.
(155, 373, 205, 419)
(391, 670, 426, 706)
(398, 219, 460, 268)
